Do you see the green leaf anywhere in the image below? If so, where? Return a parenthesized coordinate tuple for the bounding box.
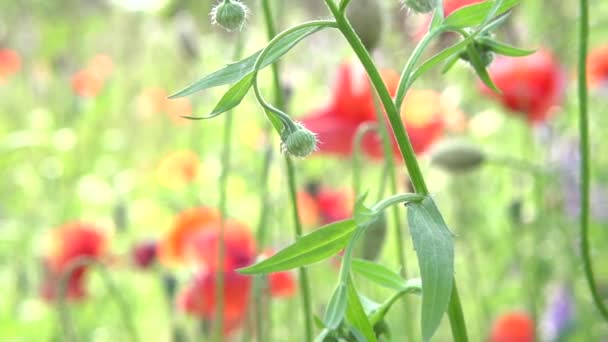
(407, 37, 470, 88)
(466, 43, 501, 93)
(443, 0, 519, 29)
(479, 38, 536, 57)
(351, 258, 408, 291)
(238, 219, 357, 274)
(182, 73, 254, 120)
(323, 283, 348, 330)
(170, 24, 331, 98)
(407, 197, 454, 342)
(345, 279, 378, 342)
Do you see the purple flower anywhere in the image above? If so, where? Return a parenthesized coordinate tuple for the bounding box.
(541, 285, 574, 341)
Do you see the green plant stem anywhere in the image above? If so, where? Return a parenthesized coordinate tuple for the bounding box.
(578, 0, 608, 323)
(323, 0, 428, 195)
(324, 1, 469, 340)
(260, 1, 314, 339)
(352, 122, 377, 197)
(213, 36, 244, 342)
(285, 156, 315, 342)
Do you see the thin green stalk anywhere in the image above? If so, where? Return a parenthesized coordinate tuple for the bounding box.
(212, 35, 244, 342)
(260, 1, 314, 339)
(286, 156, 315, 342)
(578, 0, 608, 323)
(323, 1, 468, 340)
(352, 122, 377, 197)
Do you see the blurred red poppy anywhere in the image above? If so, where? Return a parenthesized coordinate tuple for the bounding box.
(587, 45, 608, 89)
(131, 239, 158, 269)
(40, 222, 107, 301)
(481, 50, 565, 123)
(156, 150, 200, 189)
(299, 62, 448, 158)
(490, 312, 534, 342)
(158, 207, 221, 266)
(177, 270, 252, 335)
(298, 186, 354, 227)
(72, 68, 104, 97)
(0, 48, 21, 83)
(260, 250, 297, 298)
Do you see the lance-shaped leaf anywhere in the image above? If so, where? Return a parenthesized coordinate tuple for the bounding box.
(170, 24, 332, 98)
(466, 43, 501, 93)
(345, 278, 378, 342)
(323, 283, 348, 330)
(238, 219, 356, 274)
(443, 0, 519, 29)
(479, 38, 536, 57)
(407, 197, 454, 342)
(182, 73, 254, 120)
(351, 258, 408, 291)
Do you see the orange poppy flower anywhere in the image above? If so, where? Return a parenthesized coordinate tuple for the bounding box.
(87, 54, 113, 79)
(72, 68, 104, 97)
(490, 312, 534, 342)
(0, 49, 21, 83)
(40, 222, 107, 301)
(158, 207, 221, 266)
(156, 150, 200, 189)
(164, 97, 193, 125)
(587, 45, 608, 89)
(136, 87, 169, 119)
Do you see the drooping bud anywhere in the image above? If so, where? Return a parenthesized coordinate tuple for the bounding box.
(210, 0, 249, 32)
(459, 33, 495, 68)
(430, 139, 485, 172)
(347, 0, 384, 51)
(282, 123, 318, 158)
(403, 0, 437, 13)
(358, 212, 387, 261)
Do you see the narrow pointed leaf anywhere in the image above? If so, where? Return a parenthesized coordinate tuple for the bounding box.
(351, 258, 408, 291)
(345, 279, 378, 342)
(238, 219, 357, 274)
(170, 24, 332, 98)
(182, 73, 254, 120)
(466, 44, 501, 93)
(479, 38, 536, 57)
(323, 283, 348, 329)
(407, 197, 454, 342)
(443, 0, 519, 29)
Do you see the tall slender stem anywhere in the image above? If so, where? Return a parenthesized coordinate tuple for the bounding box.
(213, 36, 244, 342)
(578, 0, 608, 323)
(260, 0, 314, 339)
(323, 1, 468, 340)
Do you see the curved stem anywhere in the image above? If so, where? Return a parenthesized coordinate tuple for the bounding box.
(351, 122, 378, 197)
(578, 0, 608, 322)
(323, 0, 429, 195)
(260, 1, 315, 340)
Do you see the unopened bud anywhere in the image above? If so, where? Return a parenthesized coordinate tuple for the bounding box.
(430, 139, 485, 172)
(210, 0, 249, 32)
(347, 0, 383, 51)
(282, 124, 318, 158)
(403, 0, 437, 13)
(358, 212, 387, 261)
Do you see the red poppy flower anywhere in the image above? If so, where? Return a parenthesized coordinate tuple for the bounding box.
(315, 188, 354, 225)
(131, 239, 158, 269)
(299, 62, 447, 158)
(587, 45, 608, 89)
(40, 222, 107, 301)
(481, 50, 565, 123)
(177, 269, 252, 335)
(490, 312, 534, 342)
(260, 250, 297, 298)
(156, 150, 200, 189)
(72, 68, 104, 97)
(0, 49, 21, 83)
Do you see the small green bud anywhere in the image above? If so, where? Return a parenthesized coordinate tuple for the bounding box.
(210, 0, 249, 32)
(460, 33, 496, 68)
(357, 212, 387, 261)
(347, 0, 383, 51)
(402, 0, 437, 13)
(430, 139, 486, 173)
(282, 124, 318, 158)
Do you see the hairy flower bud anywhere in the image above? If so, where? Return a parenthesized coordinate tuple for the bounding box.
(210, 0, 249, 32)
(430, 139, 485, 172)
(347, 0, 383, 51)
(282, 124, 318, 158)
(403, 0, 437, 13)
